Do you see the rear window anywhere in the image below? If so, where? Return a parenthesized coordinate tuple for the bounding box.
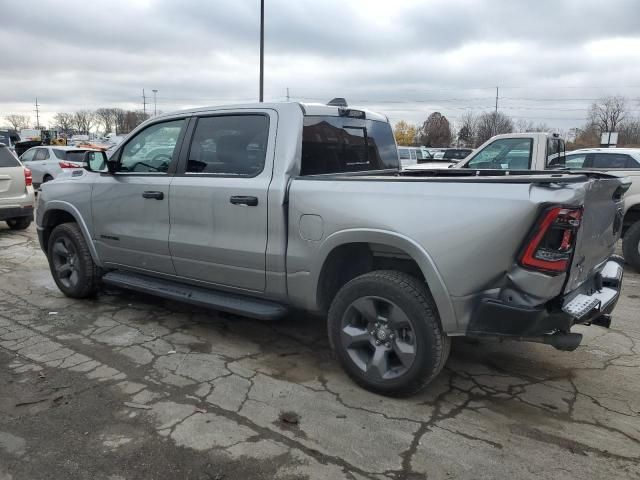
(398, 148, 411, 160)
(0, 147, 20, 167)
(66, 151, 90, 163)
(301, 116, 398, 175)
(443, 149, 471, 160)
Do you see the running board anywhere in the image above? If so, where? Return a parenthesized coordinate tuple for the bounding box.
(102, 271, 289, 321)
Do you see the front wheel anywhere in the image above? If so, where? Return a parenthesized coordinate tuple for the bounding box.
(622, 221, 640, 272)
(47, 223, 101, 298)
(328, 270, 450, 397)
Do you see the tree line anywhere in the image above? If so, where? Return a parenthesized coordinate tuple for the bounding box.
(3, 108, 152, 136)
(394, 95, 640, 149)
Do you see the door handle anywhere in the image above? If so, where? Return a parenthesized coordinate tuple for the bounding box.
(142, 191, 164, 200)
(230, 195, 258, 206)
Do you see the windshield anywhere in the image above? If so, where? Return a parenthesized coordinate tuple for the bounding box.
(301, 116, 398, 175)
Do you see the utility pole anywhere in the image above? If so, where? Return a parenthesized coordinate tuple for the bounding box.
(142, 89, 147, 116)
(152, 89, 158, 116)
(35, 97, 41, 129)
(259, 0, 264, 102)
(286, 87, 290, 102)
(493, 86, 499, 135)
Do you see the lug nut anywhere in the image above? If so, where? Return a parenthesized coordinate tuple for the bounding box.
(385, 342, 391, 348)
(375, 340, 381, 346)
(370, 331, 375, 336)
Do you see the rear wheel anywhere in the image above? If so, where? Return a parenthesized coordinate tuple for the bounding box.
(6, 217, 31, 230)
(47, 223, 101, 298)
(622, 221, 640, 272)
(43, 174, 53, 183)
(328, 270, 450, 397)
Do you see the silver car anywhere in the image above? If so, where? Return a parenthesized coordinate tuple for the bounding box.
(19, 146, 99, 188)
(0, 144, 35, 229)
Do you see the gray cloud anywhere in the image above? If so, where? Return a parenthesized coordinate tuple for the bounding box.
(1, 0, 639, 129)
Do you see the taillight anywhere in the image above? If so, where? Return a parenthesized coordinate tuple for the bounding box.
(24, 167, 32, 187)
(59, 161, 81, 168)
(519, 206, 583, 274)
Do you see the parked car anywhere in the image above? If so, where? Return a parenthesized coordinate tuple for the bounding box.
(455, 133, 640, 271)
(0, 144, 35, 230)
(20, 146, 99, 188)
(398, 146, 433, 167)
(37, 102, 627, 396)
(0, 129, 20, 156)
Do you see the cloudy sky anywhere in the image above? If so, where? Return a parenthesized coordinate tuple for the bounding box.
(1, 0, 640, 130)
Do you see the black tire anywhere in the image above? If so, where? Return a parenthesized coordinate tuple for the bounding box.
(6, 217, 32, 230)
(622, 221, 640, 272)
(43, 174, 53, 183)
(328, 270, 450, 397)
(47, 223, 101, 298)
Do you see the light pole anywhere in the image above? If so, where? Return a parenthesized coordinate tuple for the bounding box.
(152, 89, 158, 116)
(259, 0, 264, 102)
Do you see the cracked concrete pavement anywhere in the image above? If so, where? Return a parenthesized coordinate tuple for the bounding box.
(0, 223, 639, 480)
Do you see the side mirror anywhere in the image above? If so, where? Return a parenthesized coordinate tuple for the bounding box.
(83, 150, 109, 173)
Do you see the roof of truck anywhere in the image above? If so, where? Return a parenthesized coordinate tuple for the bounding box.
(155, 101, 389, 123)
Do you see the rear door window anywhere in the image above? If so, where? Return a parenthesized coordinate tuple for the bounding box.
(398, 148, 411, 160)
(34, 148, 50, 161)
(53, 149, 67, 160)
(590, 153, 638, 169)
(185, 115, 269, 176)
(301, 116, 398, 175)
(464, 138, 533, 169)
(0, 147, 19, 167)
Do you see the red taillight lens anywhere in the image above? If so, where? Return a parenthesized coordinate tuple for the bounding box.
(59, 161, 81, 168)
(23, 167, 32, 187)
(519, 206, 583, 274)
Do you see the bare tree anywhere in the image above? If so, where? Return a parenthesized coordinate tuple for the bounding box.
(515, 119, 552, 133)
(418, 112, 452, 147)
(112, 108, 127, 134)
(588, 96, 627, 133)
(457, 111, 477, 147)
(73, 110, 96, 134)
(95, 108, 116, 135)
(52, 112, 75, 133)
(619, 117, 640, 146)
(476, 111, 513, 145)
(4, 114, 30, 131)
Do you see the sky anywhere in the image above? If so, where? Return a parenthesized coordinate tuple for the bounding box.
(1, 0, 640, 131)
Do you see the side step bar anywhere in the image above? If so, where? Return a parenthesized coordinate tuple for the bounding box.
(102, 271, 289, 321)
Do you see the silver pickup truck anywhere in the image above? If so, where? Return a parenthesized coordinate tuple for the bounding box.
(36, 102, 628, 396)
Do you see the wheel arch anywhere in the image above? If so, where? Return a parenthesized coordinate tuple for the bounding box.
(40, 201, 102, 266)
(312, 229, 457, 333)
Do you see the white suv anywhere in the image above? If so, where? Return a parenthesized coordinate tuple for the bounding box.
(0, 144, 35, 230)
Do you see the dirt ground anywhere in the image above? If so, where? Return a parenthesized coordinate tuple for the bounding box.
(1, 223, 639, 480)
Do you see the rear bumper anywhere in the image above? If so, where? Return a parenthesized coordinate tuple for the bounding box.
(0, 205, 34, 222)
(468, 258, 623, 338)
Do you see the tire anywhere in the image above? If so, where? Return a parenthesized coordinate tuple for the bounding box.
(328, 270, 450, 397)
(6, 217, 32, 230)
(622, 221, 640, 272)
(47, 223, 101, 298)
(43, 174, 53, 183)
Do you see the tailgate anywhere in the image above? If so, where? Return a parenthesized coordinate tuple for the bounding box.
(0, 166, 25, 197)
(564, 176, 629, 293)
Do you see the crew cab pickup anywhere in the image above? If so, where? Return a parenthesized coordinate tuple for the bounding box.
(36, 103, 628, 396)
(455, 132, 640, 271)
